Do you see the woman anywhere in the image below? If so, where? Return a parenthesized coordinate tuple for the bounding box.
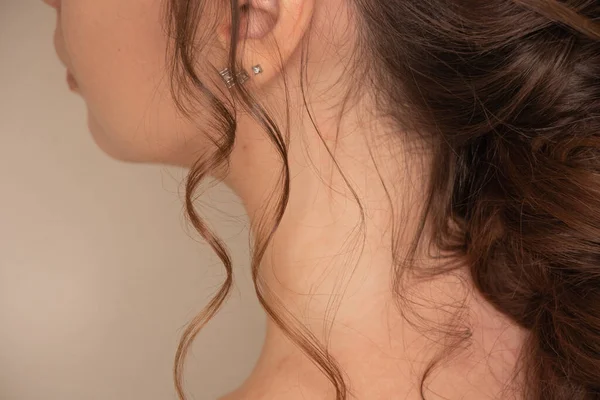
(41, 0, 600, 399)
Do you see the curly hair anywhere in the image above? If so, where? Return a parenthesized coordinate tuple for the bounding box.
(166, 0, 600, 399)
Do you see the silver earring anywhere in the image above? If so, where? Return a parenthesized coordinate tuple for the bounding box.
(251, 64, 263, 75)
(219, 68, 248, 88)
(219, 65, 263, 88)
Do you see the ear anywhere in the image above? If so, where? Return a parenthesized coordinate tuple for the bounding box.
(218, 0, 314, 86)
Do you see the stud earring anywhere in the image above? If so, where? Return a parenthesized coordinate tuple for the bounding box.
(219, 65, 263, 88)
(251, 65, 263, 75)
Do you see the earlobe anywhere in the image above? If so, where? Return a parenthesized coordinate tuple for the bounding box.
(217, 0, 314, 88)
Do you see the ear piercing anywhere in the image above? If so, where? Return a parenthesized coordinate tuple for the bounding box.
(251, 65, 263, 75)
(219, 64, 263, 88)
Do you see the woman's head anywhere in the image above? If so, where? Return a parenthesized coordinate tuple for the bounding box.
(45, 0, 600, 399)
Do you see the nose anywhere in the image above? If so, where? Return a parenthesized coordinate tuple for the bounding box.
(42, 0, 60, 9)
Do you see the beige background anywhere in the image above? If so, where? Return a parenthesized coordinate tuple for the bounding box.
(0, 1, 265, 399)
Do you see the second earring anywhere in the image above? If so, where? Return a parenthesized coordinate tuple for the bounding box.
(219, 65, 263, 88)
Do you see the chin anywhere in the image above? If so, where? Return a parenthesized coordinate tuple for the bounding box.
(86, 112, 197, 167)
(86, 112, 150, 164)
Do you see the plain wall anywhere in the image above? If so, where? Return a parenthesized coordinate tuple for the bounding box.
(0, 1, 265, 399)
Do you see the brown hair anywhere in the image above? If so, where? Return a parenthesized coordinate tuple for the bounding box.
(166, 0, 600, 399)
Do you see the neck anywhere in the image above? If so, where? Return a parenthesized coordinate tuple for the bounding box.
(220, 104, 522, 400)
(228, 99, 416, 331)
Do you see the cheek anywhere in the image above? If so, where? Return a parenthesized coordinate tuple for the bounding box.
(59, 0, 195, 161)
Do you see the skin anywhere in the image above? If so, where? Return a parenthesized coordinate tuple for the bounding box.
(43, 0, 525, 398)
